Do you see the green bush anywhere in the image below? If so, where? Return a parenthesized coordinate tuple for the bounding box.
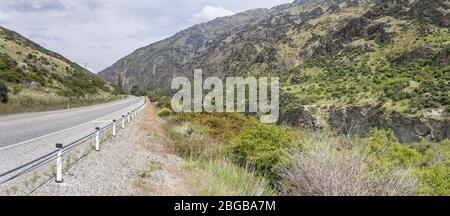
(177, 112, 258, 142)
(157, 108, 173, 117)
(130, 85, 140, 96)
(414, 163, 449, 196)
(0, 53, 17, 70)
(156, 96, 172, 109)
(368, 129, 421, 168)
(147, 91, 159, 102)
(0, 81, 9, 104)
(368, 130, 449, 195)
(227, 124, 298, 184)
(111, 84, 125, 96)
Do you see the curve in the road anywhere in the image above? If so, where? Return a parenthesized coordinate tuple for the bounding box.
(0, 97, 144, 149)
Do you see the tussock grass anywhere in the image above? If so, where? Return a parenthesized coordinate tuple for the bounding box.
(186, 160, 274, 196)
(282, 135, 417, 196)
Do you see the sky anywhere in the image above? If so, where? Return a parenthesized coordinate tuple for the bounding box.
(0, 0, 294, 72)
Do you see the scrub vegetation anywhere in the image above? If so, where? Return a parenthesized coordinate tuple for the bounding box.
(0, 27, 124, 114)
(149, 91, 448, 196)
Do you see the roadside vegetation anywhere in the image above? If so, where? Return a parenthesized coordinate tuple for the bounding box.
(0, 30, 125, 115)
(146, 91, 448, 196)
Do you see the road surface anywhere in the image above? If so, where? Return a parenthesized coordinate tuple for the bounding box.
(0, 96, 145, 176)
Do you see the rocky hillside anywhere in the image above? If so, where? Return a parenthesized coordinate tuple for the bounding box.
(0, 26, 121, 114)
(99, 0, 449, 142)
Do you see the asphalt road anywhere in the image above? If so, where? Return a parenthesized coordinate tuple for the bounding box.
(0, 96, 144, 149)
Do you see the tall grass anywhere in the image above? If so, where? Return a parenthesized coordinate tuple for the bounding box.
(282, 135, 417, 196)
(187, 160, 274, 196)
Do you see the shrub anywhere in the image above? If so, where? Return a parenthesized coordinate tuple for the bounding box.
(111, 84, 125, 96)
(179, 112, 258, 142)
(165, 121, 221, 159)
(0, 81, 9, 104)
(283, 137, 417, 196)
(414, 163, 449, 196)
(368, 129, 421, 168)
(130, 85, 140, 96)
(227, 124, 298, 184)
(147, 91, 159, 102)
(156, 96, 172, 109)
(157, 108, 173, 117)
(0, 53, 17, 70)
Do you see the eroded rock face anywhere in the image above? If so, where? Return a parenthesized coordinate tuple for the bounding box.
(410, 0, 450, 28)
(284, 105, 449, 143)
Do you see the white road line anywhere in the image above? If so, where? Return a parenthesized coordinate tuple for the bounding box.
(0, 121, 93, 151)
(0, 98, 143, 151)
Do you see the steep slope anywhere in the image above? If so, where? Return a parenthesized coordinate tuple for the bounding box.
(99, 8, 271, 90)
(99, 0, 449, 142)
(0, 26, 121, 114)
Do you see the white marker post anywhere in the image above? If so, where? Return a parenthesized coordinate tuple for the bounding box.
(112, 120, 116, 137)
(127, 113, 131, 123)
(122, 115, 125, 129)
(55, 143, 63, 183)
(95, 127, 100, 151)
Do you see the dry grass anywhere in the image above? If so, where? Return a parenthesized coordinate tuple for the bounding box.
(282, 135, 417, 196)
(186, 160, 275, 196)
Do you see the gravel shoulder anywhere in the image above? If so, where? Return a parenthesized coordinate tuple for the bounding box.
(31, 104, 191, 196)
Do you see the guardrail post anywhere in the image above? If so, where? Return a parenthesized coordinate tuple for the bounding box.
(122, 115, 125, 129)
(95, 127, 101, 151)
(127, 113, 131, 123)
(113, 120, 117, 137)
(131, 110, 135, 120)
(56, 143, 63, 183)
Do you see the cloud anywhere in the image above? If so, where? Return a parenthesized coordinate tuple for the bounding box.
(191, 5, 235, 24)
(0, 0, 294, 72)
(0, 11, 9, 23)
(9, 0, 67, 13)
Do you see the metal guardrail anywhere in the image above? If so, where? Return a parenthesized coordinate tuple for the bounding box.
(0, 98, 147, 187)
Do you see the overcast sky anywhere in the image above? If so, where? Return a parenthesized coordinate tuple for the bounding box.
(0, 0, 293, 72)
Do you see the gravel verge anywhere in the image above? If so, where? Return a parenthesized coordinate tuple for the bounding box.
(27, 104, 190, 196)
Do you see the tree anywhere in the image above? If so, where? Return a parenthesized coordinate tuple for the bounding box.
(0, 81, 9, 104)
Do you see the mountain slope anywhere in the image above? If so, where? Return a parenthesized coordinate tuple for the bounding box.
(0, 26, 121, 114)
(99, 0, 449, 142)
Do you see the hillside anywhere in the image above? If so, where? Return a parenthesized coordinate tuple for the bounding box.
(99, 0, 449, 142)
(0, 26, 122, 114)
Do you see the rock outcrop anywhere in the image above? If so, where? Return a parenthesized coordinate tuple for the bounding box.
(285, 105, 449, 143)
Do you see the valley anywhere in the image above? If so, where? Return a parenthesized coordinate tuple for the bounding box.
(99, 0, 449, 142)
